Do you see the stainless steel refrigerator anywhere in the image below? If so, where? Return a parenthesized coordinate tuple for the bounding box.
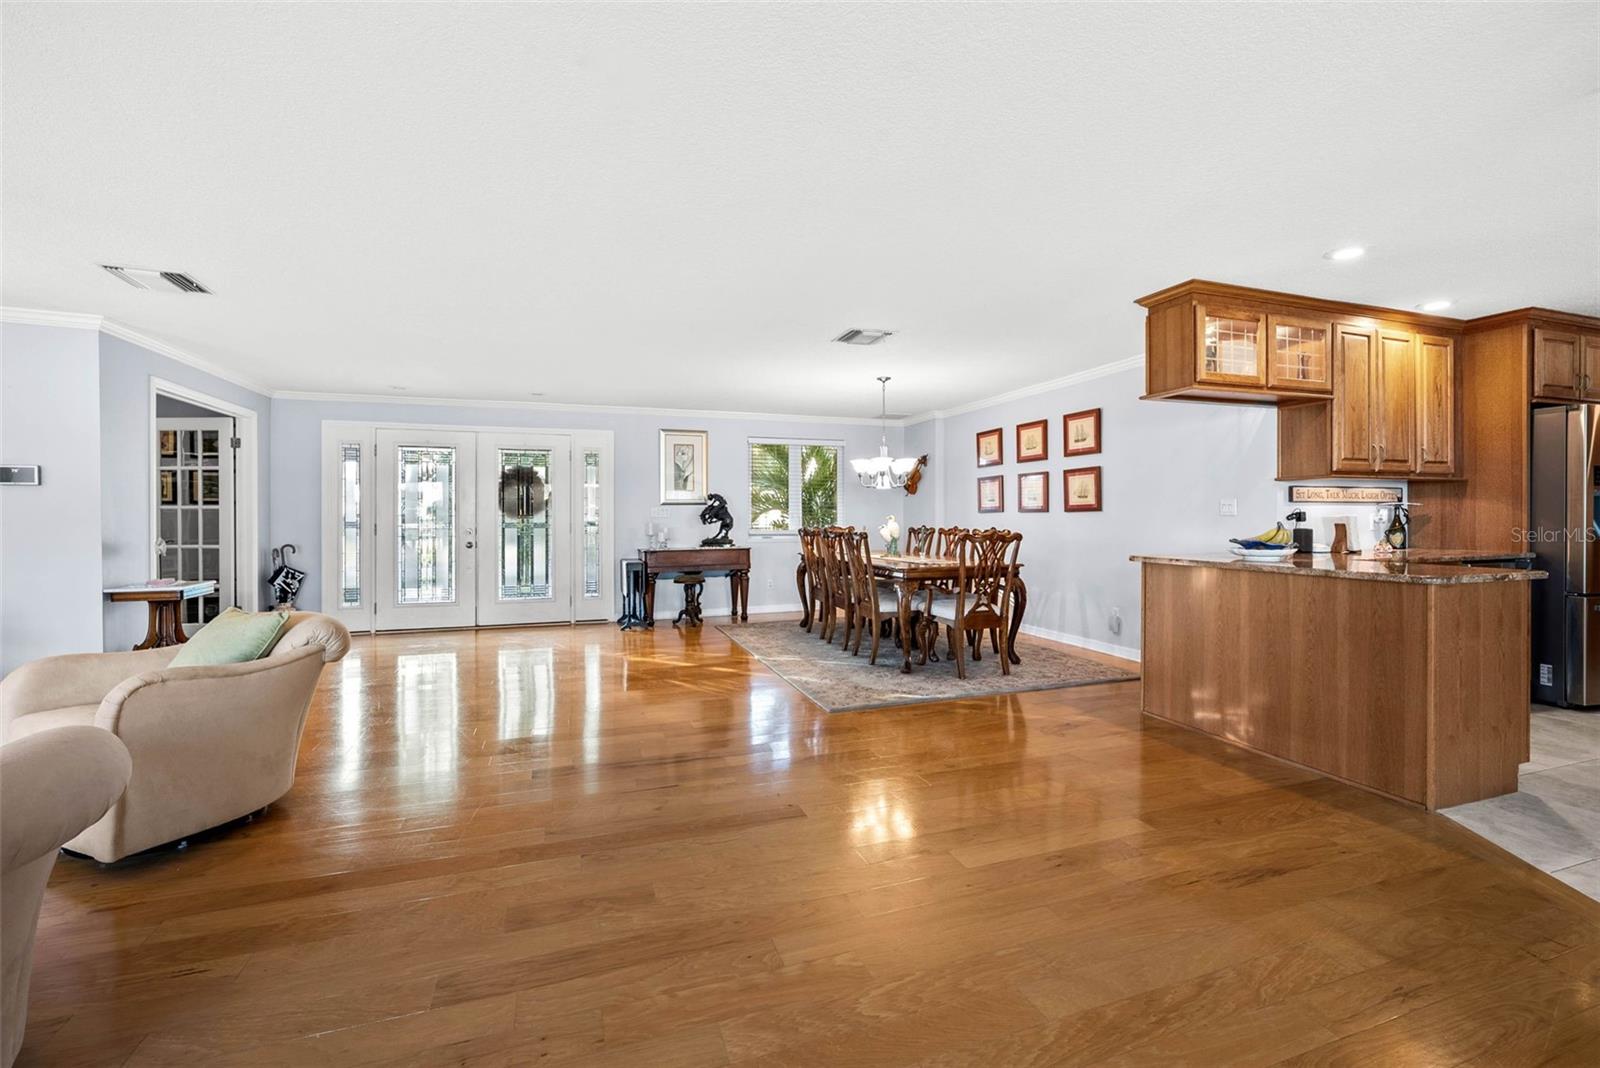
(1531, 404, 1600, 708)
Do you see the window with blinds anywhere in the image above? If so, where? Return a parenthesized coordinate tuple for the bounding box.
(748, 440, 841, 533)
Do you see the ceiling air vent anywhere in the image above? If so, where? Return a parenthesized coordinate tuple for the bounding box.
(101, 265, 212, 294)
(833, 329, 894, 346)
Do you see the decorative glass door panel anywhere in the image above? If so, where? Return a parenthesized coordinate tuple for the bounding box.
(375, 430, 477, 630)
(1267, 314, 1333, 392)
(155, 417, 236, 633)
(1194, 304, 1266, 386)
(477, 436, 571, 625)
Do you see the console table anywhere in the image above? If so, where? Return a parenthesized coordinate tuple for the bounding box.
(639, 546, 751, 626)
(104, 581, 218, 649)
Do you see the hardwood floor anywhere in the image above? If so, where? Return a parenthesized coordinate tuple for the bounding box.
(22, 620, 1600, 1066)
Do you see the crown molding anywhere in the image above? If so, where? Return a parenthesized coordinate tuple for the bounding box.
(0, 306, 104, 330)
(2, 306, 275, 397)
(904, 353, 1144, 424)
(271, 389, 895, 426)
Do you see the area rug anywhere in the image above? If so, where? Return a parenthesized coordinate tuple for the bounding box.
(718, 621, 1139, 712)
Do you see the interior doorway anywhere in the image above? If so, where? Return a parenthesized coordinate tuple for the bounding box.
(148, 379, 261, 629)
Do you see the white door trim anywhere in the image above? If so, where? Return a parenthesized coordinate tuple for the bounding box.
(147, 377, 259, 613)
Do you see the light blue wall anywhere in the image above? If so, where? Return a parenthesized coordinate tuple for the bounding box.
(1, 324, 105, 674)
(270, 399, 909, 620)
(907, 363, 1401, 658)
(97, 334, 274, 650)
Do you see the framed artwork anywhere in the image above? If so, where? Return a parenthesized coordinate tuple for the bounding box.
(1018, 471, 1049, 512)
(159, 469, 177, 505)
(1063, 408, 1102, 456)
(1063, 466, 1103, 512)
(1016, 419, 1048, 463)
(975, 427, 1003, 467)
(660, 429, 709, 505)
(977, 475, 1004, 513)
(159, 430, 178, 459)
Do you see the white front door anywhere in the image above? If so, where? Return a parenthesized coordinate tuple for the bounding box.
(375, 430, 478, 631)
(476, 434, 573, 625)
(155, 417, 237, 634)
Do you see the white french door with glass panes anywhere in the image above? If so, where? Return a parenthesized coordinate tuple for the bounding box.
(155, 418, 236, 634)
(375, 430, 478, 630)
(477, 434, 572, 625)
(329, 424, 614, 631)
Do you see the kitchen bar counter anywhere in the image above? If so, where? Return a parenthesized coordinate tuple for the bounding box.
(1130, 550, 1544, 585)
(1137, 552, 1535, 809)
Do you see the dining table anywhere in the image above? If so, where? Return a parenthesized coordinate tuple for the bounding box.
(795, 552, 1027, 674)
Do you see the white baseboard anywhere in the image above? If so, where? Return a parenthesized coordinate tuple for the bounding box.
(1018, 622, 1141, 663)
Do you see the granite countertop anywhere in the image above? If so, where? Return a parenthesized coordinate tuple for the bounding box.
(1130, 550, 1546, 585)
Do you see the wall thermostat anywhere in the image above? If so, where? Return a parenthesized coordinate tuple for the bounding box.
(0, 465, 41, 486)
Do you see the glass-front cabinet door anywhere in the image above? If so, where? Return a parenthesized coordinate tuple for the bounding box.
(374, 430, 478, 630)
(1266, 314, 1333, 393)
(476, 435, 572, 625)
(1193, 304, 1267, 387)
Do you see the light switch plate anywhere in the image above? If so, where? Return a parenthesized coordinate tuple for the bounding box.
(1218, 498, 1238, 516)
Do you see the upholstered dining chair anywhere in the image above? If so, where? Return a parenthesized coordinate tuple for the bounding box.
(797, 528, 828, 633)
(905, 525, 935, 555)
(844, 531, 901, 664)
(921, 529, 1023, 679)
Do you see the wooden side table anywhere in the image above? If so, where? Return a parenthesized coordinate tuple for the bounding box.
(103, 581, 219, 649)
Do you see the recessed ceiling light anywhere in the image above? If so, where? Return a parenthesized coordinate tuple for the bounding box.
(833, 329, 895, 346)
(1418, 299, 1453, 312)
(1323, 246, 1366, 262)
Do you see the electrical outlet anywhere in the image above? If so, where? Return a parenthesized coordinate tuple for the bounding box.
(1219, 499, 1238, 517)
(1108, 607, 1122, 635)
(766, 578, 773, 590)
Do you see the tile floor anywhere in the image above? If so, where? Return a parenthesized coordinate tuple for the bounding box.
(1443, 705, 1600, 901)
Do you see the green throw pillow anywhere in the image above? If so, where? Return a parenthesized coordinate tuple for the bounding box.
(169, 608, 289, 667)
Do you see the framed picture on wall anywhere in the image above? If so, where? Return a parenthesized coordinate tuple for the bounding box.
(977, 475, 1004, 513)
(975, 427, 1003, 467)
(1063, 466, 1102, 512)
(1064, 408, 1102, 456)
(1018, 471, 1049, 512)
(660, 429, 709, 505)
(1016, 419, 1048, 463)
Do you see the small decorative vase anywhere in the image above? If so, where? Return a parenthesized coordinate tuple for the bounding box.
(885, 536, 900, 556)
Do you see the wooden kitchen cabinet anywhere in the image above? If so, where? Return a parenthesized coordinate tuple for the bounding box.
(1533, 327, 1581, 401)
(1416, 334, 1457, 476)
(1376, 330, 1418, 473)
(1194, 304, 1267, 388)
(1267, 314, 1333, 393)
(1582, 334, 1600, 401)
(1330, 323, 1379, 472)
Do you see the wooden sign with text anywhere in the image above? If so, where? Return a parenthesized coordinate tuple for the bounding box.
(1288, 485, 1403, 505)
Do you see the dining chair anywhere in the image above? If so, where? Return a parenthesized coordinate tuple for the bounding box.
(935, 526, 965, 558)
(905, 526, 935, 555)
(797, 528, 828, 633)
(819, 527, 857, 647)
(921, 529, 1022, 679)
(844, 531, 901, 664)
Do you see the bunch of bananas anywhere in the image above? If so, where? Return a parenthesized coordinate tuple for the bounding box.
(1230, 523, 1294, 550)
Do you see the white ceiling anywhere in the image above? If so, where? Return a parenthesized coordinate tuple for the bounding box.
(3, 3, 1596, 419)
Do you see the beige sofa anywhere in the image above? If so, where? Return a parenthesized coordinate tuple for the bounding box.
(2, 725, 132, 1067)
(0, 613, 350, 863)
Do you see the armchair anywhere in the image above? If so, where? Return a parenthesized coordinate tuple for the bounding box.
(0, 613, 350, 863)
(2, 726, 132, 1066)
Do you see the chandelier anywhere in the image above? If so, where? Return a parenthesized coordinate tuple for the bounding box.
(851, 376, 919, 489)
